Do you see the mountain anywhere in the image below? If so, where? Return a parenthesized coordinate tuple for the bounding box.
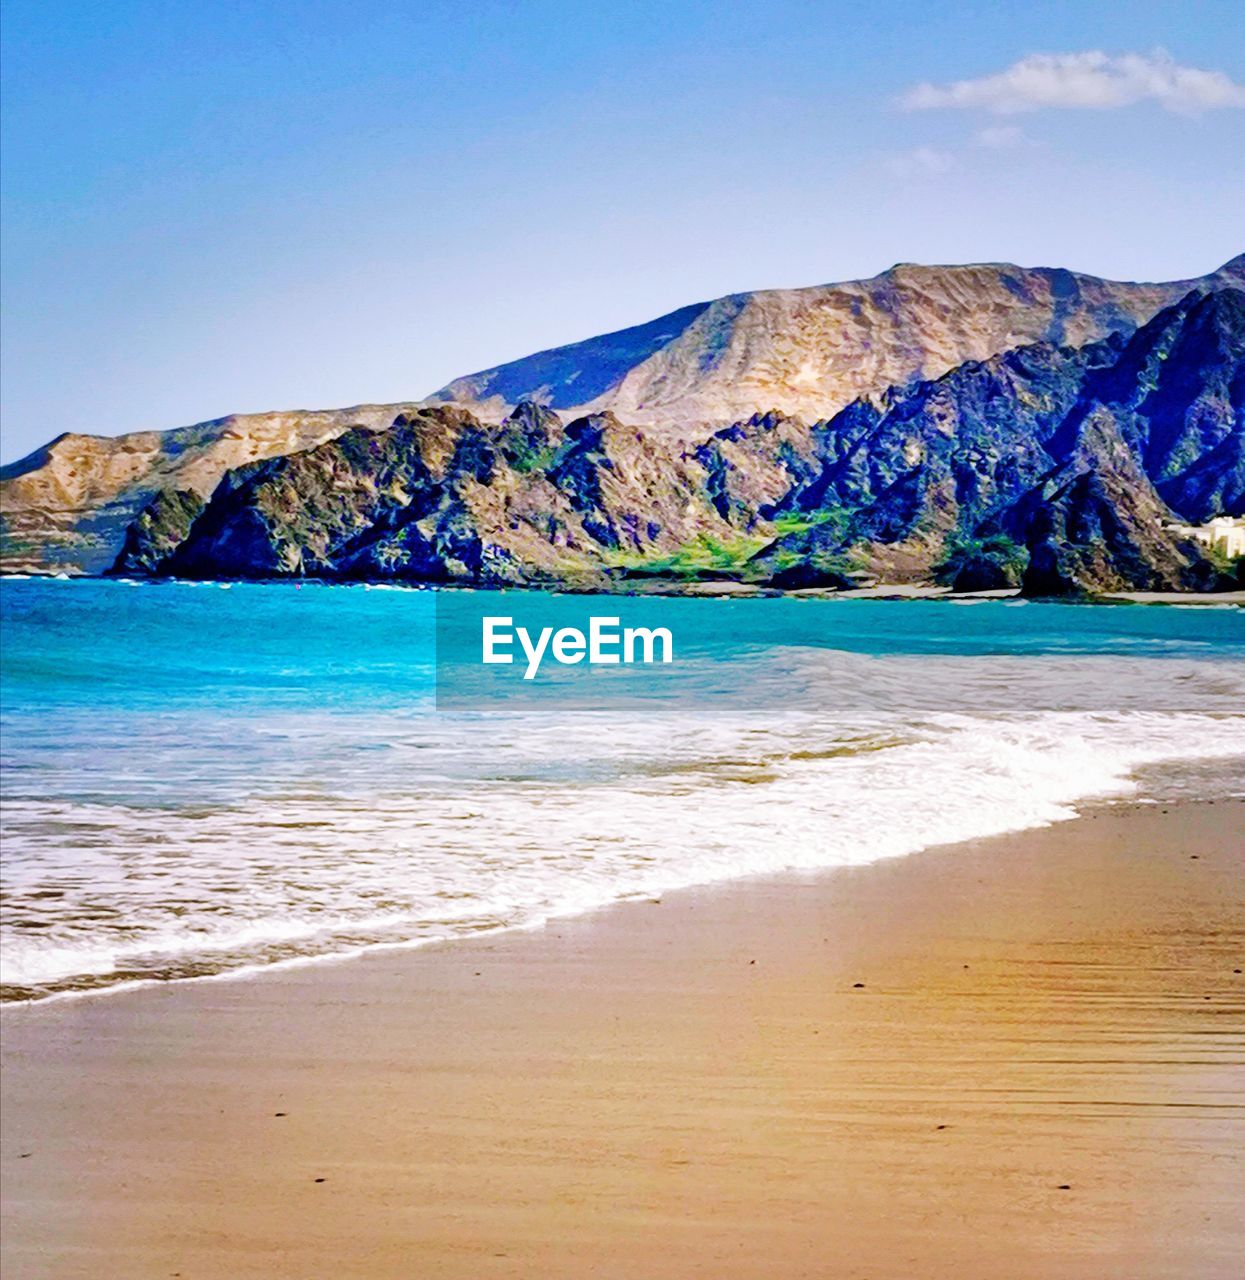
(4, 256, 1243, 579)
(113, 404, 739, 585)
(0, 404, 423, 575)
(428, 258, 1245, 427)
(113, 287, 1244, 594)
(753, 287, 1245, 594)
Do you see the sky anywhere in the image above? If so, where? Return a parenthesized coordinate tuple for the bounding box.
(2, 0, 1243, 462)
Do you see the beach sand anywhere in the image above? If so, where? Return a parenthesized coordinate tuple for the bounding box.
(3, 797, 1243, 1279)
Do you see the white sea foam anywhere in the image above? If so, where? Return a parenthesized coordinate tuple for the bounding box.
(3, 647, 1243, 999)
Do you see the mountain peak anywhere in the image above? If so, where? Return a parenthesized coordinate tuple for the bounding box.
(1216, 253, 1245, 280)
(427, 259, 1235, 430)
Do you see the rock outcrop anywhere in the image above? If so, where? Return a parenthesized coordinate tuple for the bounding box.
(110, 489, 208, 577)
(113, 286, 1243, 595)
(999, 408, 1212, 596)
(119, 405, 741, 586)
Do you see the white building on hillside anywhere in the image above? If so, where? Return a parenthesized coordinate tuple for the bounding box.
(1168, 515, 1245, 559)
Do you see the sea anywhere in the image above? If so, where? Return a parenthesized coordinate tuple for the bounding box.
(1, 578, 1242, 1002)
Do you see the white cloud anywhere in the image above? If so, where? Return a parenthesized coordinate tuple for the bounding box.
(879, 147, 957, 178)
(902, 50, 1245, 116)
(974, 124, 1027, 149)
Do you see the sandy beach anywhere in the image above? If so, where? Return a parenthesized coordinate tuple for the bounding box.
(2, 796, 1243, 1280)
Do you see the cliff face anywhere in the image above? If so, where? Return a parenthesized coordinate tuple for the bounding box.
(430, 258, 1245, 428)
(1098, 283, 1245, 522)
(114, 287, 1243, 595)
(998, 409, 1214, 595)
(110, 489, 208, 576)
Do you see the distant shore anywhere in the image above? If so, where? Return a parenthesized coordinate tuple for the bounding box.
(4, 795, 1243, 1279)
(2, 571, 1243, 606)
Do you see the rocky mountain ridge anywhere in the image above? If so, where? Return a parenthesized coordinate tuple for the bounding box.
(112, 286, 1245, 596)
(429, 257, 1245, 427)
(756, 286, 1245, 594)
(4, 256, 1241, 576)
(0, 404, 424, 575)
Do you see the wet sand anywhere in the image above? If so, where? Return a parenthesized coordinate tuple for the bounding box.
(3, 797, 1243, 1279)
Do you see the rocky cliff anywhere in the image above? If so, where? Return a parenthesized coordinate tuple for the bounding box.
(754, 287, 1245, 593)
(117, 403, 741, 586)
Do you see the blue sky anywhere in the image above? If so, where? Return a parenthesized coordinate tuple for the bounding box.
(2, 0, 1243, 461)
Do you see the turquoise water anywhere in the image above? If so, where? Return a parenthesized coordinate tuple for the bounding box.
(2, 579, 1243, 1001)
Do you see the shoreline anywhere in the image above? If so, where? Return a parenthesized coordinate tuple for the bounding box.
(3, 782, 1234, 1009)
(4, 795, 1243, 1279)
(3, 573, 1243, 605)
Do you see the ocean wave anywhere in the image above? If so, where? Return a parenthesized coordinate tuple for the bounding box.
(4, 584, 1243, 1002)
(3, 698, 1242, 1002)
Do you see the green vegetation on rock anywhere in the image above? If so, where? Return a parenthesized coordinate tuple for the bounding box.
(606, 532, 773, 580)
(934, 534, 1029, 591)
